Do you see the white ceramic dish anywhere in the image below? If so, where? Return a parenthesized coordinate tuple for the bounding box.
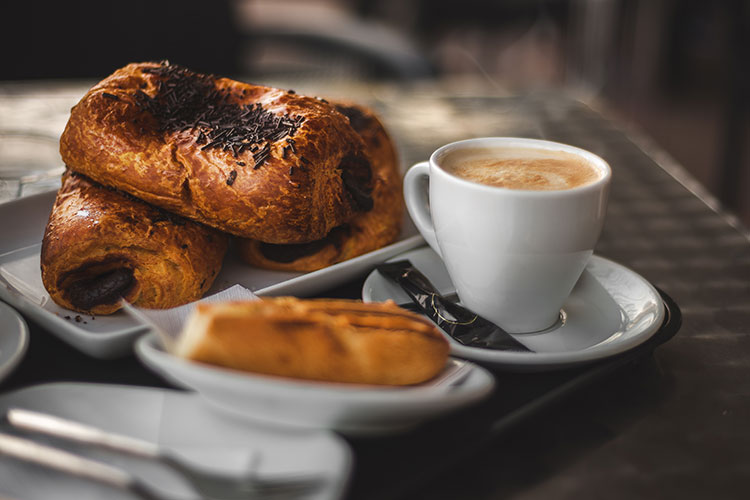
(0, 382, 352, 500)
(0, 191, 423, 358)
(362, 246, 666, 371)
(0, 301, 29, 384)
(135, 333, 495, 436)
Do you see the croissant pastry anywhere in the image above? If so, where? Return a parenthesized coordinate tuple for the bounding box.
(177, 298, 450, 385)
(59, 61, 374, 243)
(238, 102, 403, 271)
(41, 171, 229, 314)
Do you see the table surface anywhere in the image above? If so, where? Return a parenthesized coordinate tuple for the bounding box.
(1, 79, 749, 500)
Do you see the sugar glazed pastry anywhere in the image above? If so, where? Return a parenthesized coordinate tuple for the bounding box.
(237, 102, 404, 271)
(41, 171, 228, 314)
(176, 298, 450, 385)
(59, 61, 375, 243)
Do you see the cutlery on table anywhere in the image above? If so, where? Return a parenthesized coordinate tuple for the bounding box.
(0, 432, 171, 500)
(1, 408, 323, 499)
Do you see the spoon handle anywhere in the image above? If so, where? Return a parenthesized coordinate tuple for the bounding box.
(7, 408, 160, 459)
(0, 431, 133, 490)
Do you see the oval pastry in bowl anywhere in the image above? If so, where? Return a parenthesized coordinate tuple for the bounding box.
(174, 298, 450, 386)
(41, 171, 228, 314)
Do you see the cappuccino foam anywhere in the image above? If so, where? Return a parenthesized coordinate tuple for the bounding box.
(440, 147, 601, 191)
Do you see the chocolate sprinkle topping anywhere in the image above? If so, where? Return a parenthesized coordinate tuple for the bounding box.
(253, 143, 271, 169)
(227, 170, 237, 185)
(102, 92, 119, 101)
(134, 62, 303, 164)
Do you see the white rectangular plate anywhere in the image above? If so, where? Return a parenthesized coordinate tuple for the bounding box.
(0, 191, 423, 358)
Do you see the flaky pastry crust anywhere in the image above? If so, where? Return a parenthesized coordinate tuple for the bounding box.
(41, 171, 228, 314)
(176, 298, 450, 386)
(59, 62, 374, 243)
(238, 102, 403, 271)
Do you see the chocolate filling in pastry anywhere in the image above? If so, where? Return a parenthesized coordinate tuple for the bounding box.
(334, 104, 374, 133)
(62, 264, 135, 311)
(260, 225, 351, 263)
(334, 105, 377, 211)
(339, 153, 373, 211)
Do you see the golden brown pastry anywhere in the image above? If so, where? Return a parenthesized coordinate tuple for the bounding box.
(41, 171, 229, 314)
(176, 298, 450, 386)
(237, 102, 403, 271)
(59, 61, 374, 243)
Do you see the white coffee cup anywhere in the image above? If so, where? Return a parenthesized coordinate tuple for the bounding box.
(403, 137, 611, 333)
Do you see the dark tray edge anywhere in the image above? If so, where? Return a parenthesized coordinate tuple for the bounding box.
(364, 288, 682, 500)
(485, 286, 681, 435)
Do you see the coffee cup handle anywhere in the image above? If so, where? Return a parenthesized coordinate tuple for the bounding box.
(403, 161, 442, 258)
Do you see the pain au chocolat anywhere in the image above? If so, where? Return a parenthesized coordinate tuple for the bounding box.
(41, 171, 228, 314)
(238, 102, 403, 271)
(176, 298, 450, 385)
(59, 61, 374, 243)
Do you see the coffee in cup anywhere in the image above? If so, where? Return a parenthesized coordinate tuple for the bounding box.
(439, 147, 601, 191)
(403, 138, 611, 334)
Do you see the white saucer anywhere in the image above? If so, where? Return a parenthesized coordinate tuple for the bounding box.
(0, 382, 352, 500)
(0, 300, 29, 384)
(362, 247, 666, 371)
(135, 333, 495, 436)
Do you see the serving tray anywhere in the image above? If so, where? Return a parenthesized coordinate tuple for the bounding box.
(345, 288, 681, 499)
(0, 277, 681, 500)
(0, 191, 422, 358)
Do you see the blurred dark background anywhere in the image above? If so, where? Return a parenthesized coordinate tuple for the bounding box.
(2, 0, 748, 227)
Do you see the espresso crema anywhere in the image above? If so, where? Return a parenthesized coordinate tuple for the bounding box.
(439, 147, 601, 191)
